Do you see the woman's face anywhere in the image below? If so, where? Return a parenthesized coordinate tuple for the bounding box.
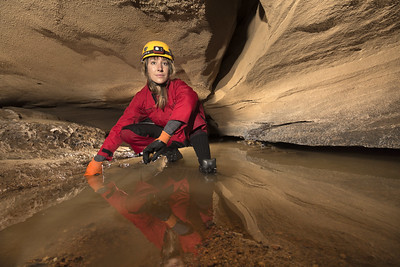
(147, 56, 170, 84)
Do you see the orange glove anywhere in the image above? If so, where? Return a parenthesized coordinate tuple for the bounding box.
(85, 175, 105, 192)
(84, 158, 105, 192)
(84, 158, 103, 176)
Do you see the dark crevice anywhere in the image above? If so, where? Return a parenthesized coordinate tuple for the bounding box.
(209, 0, 260, 93)
(266, 142, 400, 157)
(246, 121, 314, 142)
(116, 0, 139, 8)
(294, 17, 337, 33)
(268, 121, 313, 129)
(254, 121, 313, 130)
(206, 99, 260, 109)
(258, 1, 267, 23)
(210, 136, 400, 157)
(201, 0, 241, 83)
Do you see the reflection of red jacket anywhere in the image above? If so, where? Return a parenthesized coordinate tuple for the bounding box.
(99, 79, 207, 160)
(99, 178, 202, 253)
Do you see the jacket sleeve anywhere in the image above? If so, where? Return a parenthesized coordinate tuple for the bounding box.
(97, 91, 146, 160)
(168, 80, 199, 124)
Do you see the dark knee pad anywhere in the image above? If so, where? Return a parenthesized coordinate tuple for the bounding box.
(122, 123, 163, 138)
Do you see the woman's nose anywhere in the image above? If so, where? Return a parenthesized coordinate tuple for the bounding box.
(157, 62, 164, 72)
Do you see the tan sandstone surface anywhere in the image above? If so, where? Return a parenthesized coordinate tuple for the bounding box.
(0, 2, 400, 265)
(0, 0, 239, 104)
(206, 1, 400, 148)
(1, 0, 399, 148)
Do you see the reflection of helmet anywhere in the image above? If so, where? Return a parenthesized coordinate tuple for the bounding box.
(141, 41, 174, 62)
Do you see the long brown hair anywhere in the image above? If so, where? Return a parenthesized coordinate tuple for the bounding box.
(160, 228, 184, 266)
(142, 57, 176, 109)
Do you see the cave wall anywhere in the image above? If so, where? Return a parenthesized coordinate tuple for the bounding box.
(1, 0, 399, 148)
(206, 0, 400, 148)
(0, 0, 240, 106)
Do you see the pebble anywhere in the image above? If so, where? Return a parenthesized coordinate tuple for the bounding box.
(119, 163, 130, 168)
(270, 244, 282, 250)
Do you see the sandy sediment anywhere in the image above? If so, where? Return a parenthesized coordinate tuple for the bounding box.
(1, 107, 400, 266)
(0, 107, 123, 230)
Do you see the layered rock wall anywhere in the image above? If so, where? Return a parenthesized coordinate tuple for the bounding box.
(1, 0, 399, 148)
(0, 0, 240, 106)
(206, 0, 400, 148)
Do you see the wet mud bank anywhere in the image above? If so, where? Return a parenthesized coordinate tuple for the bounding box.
(0, 107, 129, 231)
(0, 107, 399, 266)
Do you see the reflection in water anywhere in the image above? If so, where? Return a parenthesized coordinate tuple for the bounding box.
(0, 141, 399, 266)
(85, 157, 216, 265)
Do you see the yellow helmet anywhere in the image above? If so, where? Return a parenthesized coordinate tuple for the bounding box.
(141, 41, 174, 62)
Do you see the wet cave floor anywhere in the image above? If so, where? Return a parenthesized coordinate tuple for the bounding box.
(0, 106, 399, 266)
(0, 139, 399, 266)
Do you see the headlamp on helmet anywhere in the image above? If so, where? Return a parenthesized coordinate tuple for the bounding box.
(141, 41, 174, 62)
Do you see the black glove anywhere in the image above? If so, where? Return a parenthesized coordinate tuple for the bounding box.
(148, 202, 171, 221)
(145, 194, 171, 221)
(142, 140, 167, 164)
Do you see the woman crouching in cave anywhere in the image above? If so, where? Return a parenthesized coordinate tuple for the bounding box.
(85, 41, 216, 176)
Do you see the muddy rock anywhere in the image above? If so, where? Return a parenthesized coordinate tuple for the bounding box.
(0, 108, 106, 230)
(191, 226, 292, 266)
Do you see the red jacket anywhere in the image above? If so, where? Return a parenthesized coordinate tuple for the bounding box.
(98, 79, 207, 160)
(99, 178, 203, 253)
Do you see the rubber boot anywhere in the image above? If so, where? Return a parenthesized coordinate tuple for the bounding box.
(199, 158, 217, 174)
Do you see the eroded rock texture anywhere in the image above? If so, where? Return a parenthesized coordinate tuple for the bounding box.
(206, 0, 400, 148)
(0, 0, 240, 105)
(1, 0, 399, 148)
